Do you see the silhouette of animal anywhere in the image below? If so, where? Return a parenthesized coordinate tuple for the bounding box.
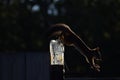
(47, 23, 102, 72)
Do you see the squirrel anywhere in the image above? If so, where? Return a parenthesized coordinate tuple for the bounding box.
(47, 23, 102, 72)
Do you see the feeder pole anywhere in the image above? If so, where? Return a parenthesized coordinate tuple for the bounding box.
(49, 39, 65, 80)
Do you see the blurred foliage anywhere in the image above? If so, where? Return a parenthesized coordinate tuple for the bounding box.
(0, 0, 120, 76)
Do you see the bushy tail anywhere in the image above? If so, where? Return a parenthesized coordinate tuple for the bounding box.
(45, 23, 70, 40)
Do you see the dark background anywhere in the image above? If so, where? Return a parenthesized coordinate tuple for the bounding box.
(0, 0, 120, 78)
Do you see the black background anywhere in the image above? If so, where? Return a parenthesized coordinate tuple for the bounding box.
(0, 0, 120, 78)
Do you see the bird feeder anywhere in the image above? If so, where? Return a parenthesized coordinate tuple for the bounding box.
(50, 39, 64, 65)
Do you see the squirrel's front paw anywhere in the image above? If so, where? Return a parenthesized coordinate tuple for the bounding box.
(95, 64, 100, 72)
(90, 64, 100, 72)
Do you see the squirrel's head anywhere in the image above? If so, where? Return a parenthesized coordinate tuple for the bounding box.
(90, 47, 102, 72)
(92, 47, 102, 61)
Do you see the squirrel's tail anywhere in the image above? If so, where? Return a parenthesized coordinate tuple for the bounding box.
(45, 23, 70, 40)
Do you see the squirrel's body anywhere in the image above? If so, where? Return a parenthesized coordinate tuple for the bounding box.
(47, 23, 102, 72)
